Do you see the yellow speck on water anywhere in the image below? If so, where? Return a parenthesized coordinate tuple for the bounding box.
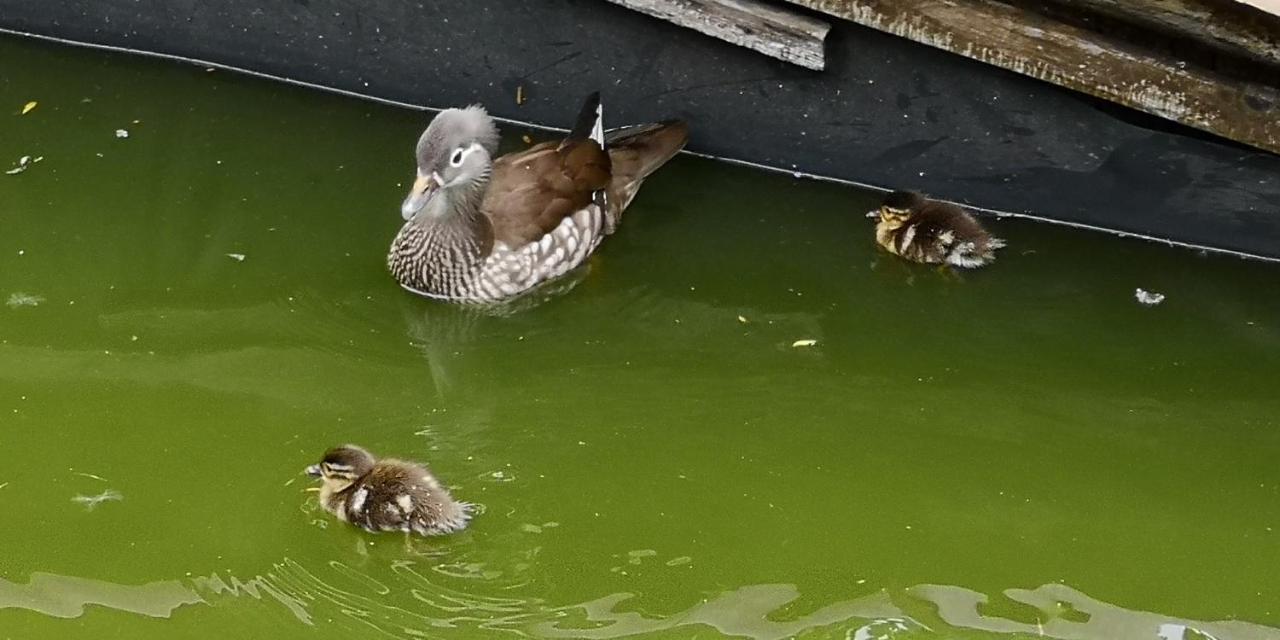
(521, 134, 533, 145)
(791, 339, 817, 347)
(21, 101, 37, 115)
(737, 315, 748, 324)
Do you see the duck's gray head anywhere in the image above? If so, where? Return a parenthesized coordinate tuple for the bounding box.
(400, 105, 501, 220)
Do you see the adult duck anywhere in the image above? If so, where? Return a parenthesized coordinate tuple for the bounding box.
(388, 93, 688, 303)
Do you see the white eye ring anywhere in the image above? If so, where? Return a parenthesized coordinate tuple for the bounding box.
(449, 149, 465, 167)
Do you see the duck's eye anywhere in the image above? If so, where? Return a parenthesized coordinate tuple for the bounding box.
(450, 149, 465, 167)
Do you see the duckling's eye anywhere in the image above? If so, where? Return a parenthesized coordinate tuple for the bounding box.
(449, 149, 464, 167)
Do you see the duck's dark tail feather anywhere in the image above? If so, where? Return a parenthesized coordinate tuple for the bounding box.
(564, 91, 604, 148)
(603, 120, 689, 229)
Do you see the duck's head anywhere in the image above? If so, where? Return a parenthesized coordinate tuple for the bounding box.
(868, 190, 925, 228)
(401, 105, 501, 220)
(305, 444, 376, 492)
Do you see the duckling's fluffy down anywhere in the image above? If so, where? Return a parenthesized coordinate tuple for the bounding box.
(325, 459, 471, 536)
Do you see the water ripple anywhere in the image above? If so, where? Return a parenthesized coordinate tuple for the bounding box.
(3, 566, 1278, 640)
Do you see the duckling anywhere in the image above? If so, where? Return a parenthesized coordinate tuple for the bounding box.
(305, 444, 470, 536)
(868, 191, 1004, 268)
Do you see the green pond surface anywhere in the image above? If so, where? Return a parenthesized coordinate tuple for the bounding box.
(2, 35, 1280, 640)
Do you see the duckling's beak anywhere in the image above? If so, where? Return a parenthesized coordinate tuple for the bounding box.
(304, 464, 322, 478)
(865, 209, 881, 219)
(401, 171, 442, 220)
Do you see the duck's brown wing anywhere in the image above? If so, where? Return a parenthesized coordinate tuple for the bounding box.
(482, 94, 612, 248)
(481, 142, 608, 247)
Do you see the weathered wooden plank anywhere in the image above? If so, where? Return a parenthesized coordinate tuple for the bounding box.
(603, 0, 830, 70)
(1039, 0, 1280, 67)
(785, 0, 1280, 154)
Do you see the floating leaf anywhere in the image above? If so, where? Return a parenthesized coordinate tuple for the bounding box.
(21, 101, 37, 115)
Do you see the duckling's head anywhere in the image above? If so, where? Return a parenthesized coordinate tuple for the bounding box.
(869, 190, 926, 228)
(305, 444, 376, 492)
(401, 105, 501, 220)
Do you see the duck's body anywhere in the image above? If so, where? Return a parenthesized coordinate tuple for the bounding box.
(389, 94, 687, 303)
(870, 191, 1004, 268)
(306, 445, 470, 536)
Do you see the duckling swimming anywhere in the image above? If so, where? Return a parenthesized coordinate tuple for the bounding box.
(868, 190, 1004, 268)
(305, 444, 471, 536)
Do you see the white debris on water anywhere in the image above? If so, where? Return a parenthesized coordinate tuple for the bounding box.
(115, 128, 129, 138)
(226, 253, 246, 262)
(71, 489, 123, 511)
(792, 339, 818, 348)
(1135, 288, 1166, 306)
(5, 155, 42, 175)
(6, 292, 44, 308)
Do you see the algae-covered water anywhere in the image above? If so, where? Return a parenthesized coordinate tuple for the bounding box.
(2, 35, 1279, 640)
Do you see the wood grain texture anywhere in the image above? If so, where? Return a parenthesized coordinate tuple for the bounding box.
(1040, 0, 1280, 66)
(604, 0, 830, 69)
(786, 0, 1280, 153)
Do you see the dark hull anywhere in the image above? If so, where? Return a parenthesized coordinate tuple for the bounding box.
(2, 0, 1277, 259)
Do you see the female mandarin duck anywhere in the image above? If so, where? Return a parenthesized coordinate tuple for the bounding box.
(305, 444, 471, 536)
(868, 190, 1005, 268)
(388, 92, 688, 303)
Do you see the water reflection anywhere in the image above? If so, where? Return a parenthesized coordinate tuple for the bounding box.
(0, 572, 202, 619)
(400, 281, 829, 401)
(911, 583, 1277, 640)
(4, 566, 1277, 640)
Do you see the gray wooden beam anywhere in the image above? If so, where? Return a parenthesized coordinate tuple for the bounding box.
(603, 0, 830, 70)
(785, 0, 1280, 154)
(1041, 0, 1280, 67)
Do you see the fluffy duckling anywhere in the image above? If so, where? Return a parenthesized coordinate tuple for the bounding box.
(868, 191, 1004, 268)
(305, 444, 470, 536)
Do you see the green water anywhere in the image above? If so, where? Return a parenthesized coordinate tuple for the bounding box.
(2, 35, 1279, 640)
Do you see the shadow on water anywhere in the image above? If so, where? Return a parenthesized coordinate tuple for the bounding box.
(2, 565, 1276, 640)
